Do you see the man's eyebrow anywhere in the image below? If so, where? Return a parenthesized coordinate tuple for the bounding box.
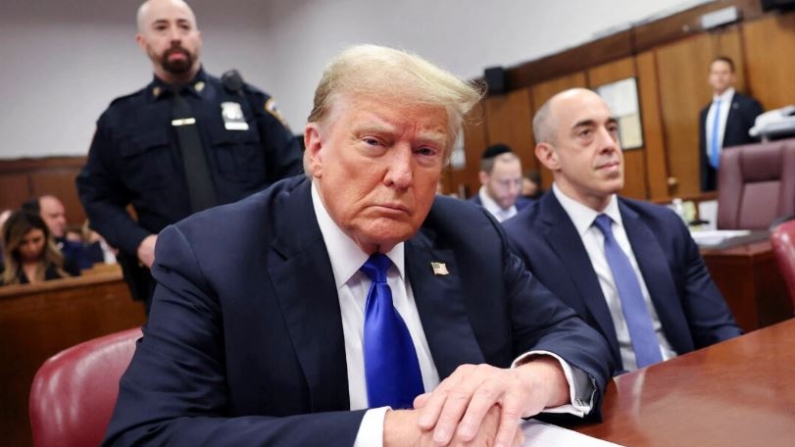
(571, 117, 619, 129)
(572, 119, 596, 129)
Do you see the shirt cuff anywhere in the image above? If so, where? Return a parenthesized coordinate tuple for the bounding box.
(353, 406, 390, 447)
(511, 350, 595, 417)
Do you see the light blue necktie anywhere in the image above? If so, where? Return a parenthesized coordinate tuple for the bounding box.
(593, 215, 663, 368)
(361, 253, 424, 408)
(709, 98, 722, 169)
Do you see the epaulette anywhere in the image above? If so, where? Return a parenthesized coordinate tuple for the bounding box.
(109, 88, 146, 107)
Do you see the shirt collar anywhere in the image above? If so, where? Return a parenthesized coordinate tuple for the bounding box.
(713, 87, 735, 103)
(478, 186, 516, 220)
(311, 181, 406, 289)
(147, 66, 208, 100)
(552, 183, 622, 236)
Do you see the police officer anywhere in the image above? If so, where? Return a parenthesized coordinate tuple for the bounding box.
(77, 0, 302, 312)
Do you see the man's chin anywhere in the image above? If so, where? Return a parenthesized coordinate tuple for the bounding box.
(162, 62, 192, 76)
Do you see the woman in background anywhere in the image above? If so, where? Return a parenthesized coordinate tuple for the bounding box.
(1, 211, 78, 286)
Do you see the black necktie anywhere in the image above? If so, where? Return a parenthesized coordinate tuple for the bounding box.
(171, 89, 217, 213)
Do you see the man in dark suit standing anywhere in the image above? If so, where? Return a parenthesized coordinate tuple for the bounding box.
(698, 56, 763, 191)
(103, 47, 613, 447)
(469, 144, 532, 222)
(505, 88, 741, 375)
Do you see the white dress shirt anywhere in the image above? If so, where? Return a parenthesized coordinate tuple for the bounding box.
(312, 183, 591, 446)
(705, 87, 735, 158)
(478, 186, 517, 222)
(553, 184, 677, 370)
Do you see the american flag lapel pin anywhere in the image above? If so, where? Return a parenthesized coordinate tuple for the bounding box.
(431, 262, 449, 276)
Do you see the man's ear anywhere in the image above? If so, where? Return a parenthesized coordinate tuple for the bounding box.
(535, 142, 560, 171)
(304, 123, 323, 178)
(478, 170, 489, 186)
(135, 33, 147, 52)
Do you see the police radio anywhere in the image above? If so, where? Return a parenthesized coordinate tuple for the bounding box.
(221, 69, 245, 96)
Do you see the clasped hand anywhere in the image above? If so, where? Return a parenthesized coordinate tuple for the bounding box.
(384, 358, 568, 447)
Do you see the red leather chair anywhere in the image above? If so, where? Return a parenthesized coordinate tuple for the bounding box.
(29, 327, 141, 447)
(717, 138, 795, 230)
(771, 219, 795, 310)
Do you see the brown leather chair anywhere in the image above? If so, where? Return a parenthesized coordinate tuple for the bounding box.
(717, 139, 795, 230)
(771, 219, 795, 309)
(29, 327, 141, 447)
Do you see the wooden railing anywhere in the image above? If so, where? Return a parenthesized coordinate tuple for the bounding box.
(0, 268, 146, 447)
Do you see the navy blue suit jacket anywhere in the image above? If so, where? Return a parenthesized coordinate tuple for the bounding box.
(469, 194, 533, 212)
(103, 176, 613, 447)
(698, 92, 763, 191)
(504, 192, 741, 373)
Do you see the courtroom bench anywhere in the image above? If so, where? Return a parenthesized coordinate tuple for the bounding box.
(0, 267, 146, 447)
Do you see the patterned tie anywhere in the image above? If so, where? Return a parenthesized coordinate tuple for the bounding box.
(593, 215, 663, 368)
(360, 253, 424, 408)
(709, 98, 722, 169)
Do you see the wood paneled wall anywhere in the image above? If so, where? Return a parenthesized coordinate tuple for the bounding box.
(448, 2, 795, 201)
(0, 157, 86, 226)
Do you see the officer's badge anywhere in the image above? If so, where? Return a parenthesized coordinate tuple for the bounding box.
(264, 98, 291, 132)
(221, 101, 249, 131)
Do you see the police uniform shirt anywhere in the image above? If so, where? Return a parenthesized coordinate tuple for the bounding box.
(77, 67, 302, 257)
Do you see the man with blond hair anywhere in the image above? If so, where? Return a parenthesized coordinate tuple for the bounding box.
(77, 0, 301, 311)
(104, 46, 612, 447)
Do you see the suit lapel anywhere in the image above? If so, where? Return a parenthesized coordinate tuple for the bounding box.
(406, 228, 484, 380)
(268, 179, 350, 412)
(539, 194, 622, 361)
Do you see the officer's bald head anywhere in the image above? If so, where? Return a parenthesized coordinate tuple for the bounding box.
(136, 0, 202, 83)
(137, 0, 198, 34)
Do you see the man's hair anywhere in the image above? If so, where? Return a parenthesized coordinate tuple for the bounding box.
(533, 98, 555, 145)
(307, 44, 482, 155)
(21, 197, 41, 214)
(137, 0, 197, 33)
(480, 151, 519, 174)
(533, 88, 600, 145)
(710, 56, 735, 73)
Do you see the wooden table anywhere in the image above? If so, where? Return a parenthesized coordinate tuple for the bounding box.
(701, 240, 792, 332)
(577, 318, 795, 447)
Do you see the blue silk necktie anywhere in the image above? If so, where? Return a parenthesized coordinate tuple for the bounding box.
(360, 253, 424, 408)
(709, 98, 722, 169)
(593, 215, 663, 368)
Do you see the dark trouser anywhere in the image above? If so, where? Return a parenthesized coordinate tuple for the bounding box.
(117, 252, 157, 316)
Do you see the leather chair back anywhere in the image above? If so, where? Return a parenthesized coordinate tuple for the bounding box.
(29, 327, 141, 447)
(717, 139, 795, 230)
(771, 219, 795, 310)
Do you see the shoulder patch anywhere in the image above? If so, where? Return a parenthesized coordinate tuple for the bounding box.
(264, 98, 291, 131)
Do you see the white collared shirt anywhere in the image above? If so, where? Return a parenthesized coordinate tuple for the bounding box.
(552, 184, 677, 370)
(478, 186, 517, 222)
(705, 87, 735, 158)
(311, 182, 439, 446)
(312, 182, 590, 446)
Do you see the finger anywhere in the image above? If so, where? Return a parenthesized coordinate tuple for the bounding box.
(413, 392, 431, 409)
(512, 428, 525, 447)
(417, 367, 469, 430)
(492, 392, 526, 447)
(455, 381, 501, 442)
(417, 383, 450, 430)
(431, 387, 477, 445)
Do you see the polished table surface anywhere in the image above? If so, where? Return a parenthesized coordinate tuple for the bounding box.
(577, 318, 795, 447)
